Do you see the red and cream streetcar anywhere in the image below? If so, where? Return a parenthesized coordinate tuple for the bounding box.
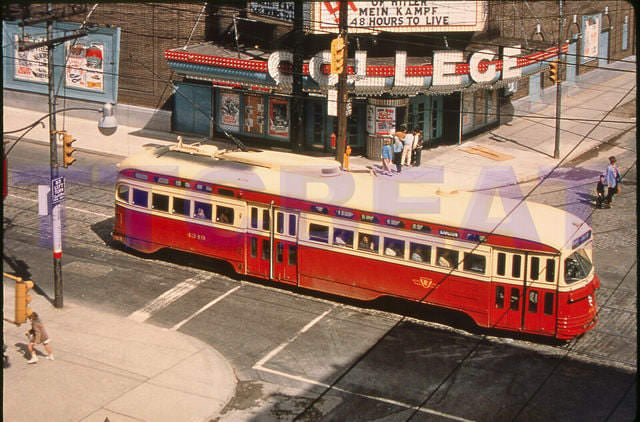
(112, 141, 598, 339)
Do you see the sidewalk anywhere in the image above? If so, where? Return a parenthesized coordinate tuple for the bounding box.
(3, 276, 236, 422)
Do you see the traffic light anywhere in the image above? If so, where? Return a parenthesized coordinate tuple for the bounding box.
(63, 132, 76, 167)
(15, 280, 34, 325)
(549, 60, 559, 83)
(330, 36, 345, 75)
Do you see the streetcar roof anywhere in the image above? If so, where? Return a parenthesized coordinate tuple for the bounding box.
(118, 146, 591, 251)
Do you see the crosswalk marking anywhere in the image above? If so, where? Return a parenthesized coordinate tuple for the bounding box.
(128, 273, 210, 322)
(171, 286, 241, 331)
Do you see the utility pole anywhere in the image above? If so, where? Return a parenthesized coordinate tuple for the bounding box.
(553, 0, 563, 159)
(290, 1, 304, 153)
(19, 3, 89, 308)
(335, 0, 348, 167)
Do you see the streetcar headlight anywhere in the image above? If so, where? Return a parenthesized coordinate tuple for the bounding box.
(587, 295, 594, 307)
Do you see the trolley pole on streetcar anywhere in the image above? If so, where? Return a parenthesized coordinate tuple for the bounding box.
(553, 0, 563, 159)
(335, 0, 348, 168)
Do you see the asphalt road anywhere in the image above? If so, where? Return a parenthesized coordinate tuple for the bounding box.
(3, 137, 636, 421)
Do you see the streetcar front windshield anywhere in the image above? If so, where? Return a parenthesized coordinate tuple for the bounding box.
(564, 249, 593, 284)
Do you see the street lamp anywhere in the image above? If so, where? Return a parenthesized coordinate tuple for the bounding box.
(98, 102, 117, 135)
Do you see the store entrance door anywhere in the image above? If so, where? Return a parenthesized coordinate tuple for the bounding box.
(409, 95, 443, 147)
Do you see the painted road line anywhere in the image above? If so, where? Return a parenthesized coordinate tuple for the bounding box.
(256, 365, 473, 421)
(254, 307, 333, 369)
(8, 193, 111, 218)
(171, 285, 241, 331)
(128, 273, 211, 323)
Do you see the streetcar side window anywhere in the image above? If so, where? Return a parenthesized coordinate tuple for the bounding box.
(358, 233, 379, 253)
(409, 242, 431, 263)
(288, 214, 297, 236)
(250, 237, 258, 258)
(530, 257, 540, 280)
(277, 212, 284, 234)
(512, 255, 522, 278)
(216, 206, 234, 225)
(172, 197, 191, 216)
(495, 286, 505, 308)
(528, 291, 538, 313)
(544, 292, 554, 315)
(497, 253, 506, 276)
(152, 193, 169, 212)
(262, 210, 270, 230)
(463, 253, 486, 274)
(436, 247, 459, 269)
(250, 207, 258, 228)
(384, 237, 405, 258)
(262, 239, 270, 260)
(288, 245, 297, 265)
(333, 228, 354, 248)
(510, 288, 520, 310)
(276, 243, 284, 263)
(309, 224, 329, 243)
(194, 202, 212, 220)
(545, 259, 556, 282)
(117, 184, 129, 202)
(132, 188, 149, 208)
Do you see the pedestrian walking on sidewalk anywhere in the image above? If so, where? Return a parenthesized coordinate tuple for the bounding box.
(381, 138, 393, 174)
(595, 175, 606, 208)
(401, 129, 414, 166)
(605, 156, 620, 206)
(26, 312, 53, 363)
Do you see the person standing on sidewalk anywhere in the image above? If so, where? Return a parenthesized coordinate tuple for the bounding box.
(411, 128, 423, 166)
(26, 312, 54, 363)
(605, 156, 620, 206)
(401, 129, 414, 166)
(392, 128, 405, 173)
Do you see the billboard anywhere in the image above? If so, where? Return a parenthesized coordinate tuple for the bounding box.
(311, 1, 487, 34)
(3, 21, 120, 103)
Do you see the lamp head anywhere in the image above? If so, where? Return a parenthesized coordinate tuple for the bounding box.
(98, 103, 117, 135)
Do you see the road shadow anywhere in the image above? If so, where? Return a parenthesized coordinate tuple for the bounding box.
(2, 254, 54, 305)
(90, 217, 116, 247)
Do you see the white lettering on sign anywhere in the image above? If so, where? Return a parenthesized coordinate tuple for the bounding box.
(314, 1, 487, 33)
(469, 49, 498, 83)
(433, 50, 463, 86)
(267, 46, 523, 88)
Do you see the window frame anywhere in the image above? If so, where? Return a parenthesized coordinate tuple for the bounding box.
(357, 232, 380, 254)
(436, 247, 459, 269)
(216, 205, 235, 225)
(308, 223, 329, 243)
(193, 201, 212, 220)
(172, 196, 191, 216)
(131, 188, 149, 208)
(463, 252, 486, 274)
(409, 242, 431, 264)
(116, 184, 130, 203)
(383, 237, 405, 259)
(151, 192, 169, 212)
(333, 228, 354, 248)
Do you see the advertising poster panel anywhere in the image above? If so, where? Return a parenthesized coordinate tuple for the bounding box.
(244, 94, 265, 135)
(375, 106, 395, 135)
(66, 42, 105, 91)
(13, 35, 48, 83)
(269, 98, 290, 138)
(582, 16, 600, 62)
(219, 92, 241, 131)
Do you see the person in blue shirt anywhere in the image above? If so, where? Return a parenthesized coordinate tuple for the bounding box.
(605, 156, 620, 205)
(381, 138, 393, 175)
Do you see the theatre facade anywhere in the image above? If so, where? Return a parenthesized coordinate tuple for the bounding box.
(163, 1, 626, 158)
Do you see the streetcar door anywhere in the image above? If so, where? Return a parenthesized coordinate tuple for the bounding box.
(523, 255, 558, 335)
(246, 206, 271, 279)
(272, 209, 299, 285)
(489, 251, 525, 331)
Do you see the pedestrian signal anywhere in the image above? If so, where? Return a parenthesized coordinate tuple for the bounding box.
(15, 280, 34, 325)
(549, 60, 559, 83)
(330, 37, 345, 75)
(63, 132, 76, 167)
